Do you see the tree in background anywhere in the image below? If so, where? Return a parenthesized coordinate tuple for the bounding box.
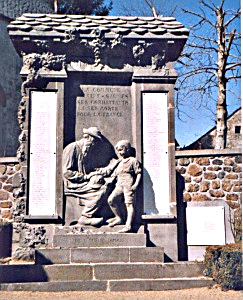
(117, 0, 179, 18)
(117, 0, 241, 149)
(52, 0, 113, 15)
(177, 0, 240, 149)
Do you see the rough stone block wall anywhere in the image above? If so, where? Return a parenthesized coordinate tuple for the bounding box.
(176, 152, 242, 210)
(1, 153, 242, 221)
(0, 159, 21, 222)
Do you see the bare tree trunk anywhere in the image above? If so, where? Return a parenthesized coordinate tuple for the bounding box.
(216, 79, 227, 149)
(144, 0, 158, 17)
(54, 0, 58, 13)
(215, 3, 227, 149)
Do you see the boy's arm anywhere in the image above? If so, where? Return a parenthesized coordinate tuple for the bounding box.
(93, 158, 121, 177)
(131, 173, 141, 191)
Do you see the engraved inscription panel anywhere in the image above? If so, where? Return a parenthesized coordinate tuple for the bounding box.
(29, 91, 57, 216)
(142, 92, 170, 215)
(187, 206, 226, 245)
(75, 85, 132, 144)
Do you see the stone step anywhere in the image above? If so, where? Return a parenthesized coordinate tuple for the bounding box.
(52, 233, 146, 248)
(93, 262, 206, 281)
(35, 246, 164, 264)
(0, 277, 214, 292)
(0, 262, 206, 283)
(54, 225, 144, 235)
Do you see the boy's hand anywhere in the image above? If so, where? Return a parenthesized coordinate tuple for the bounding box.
(131, 185, 137, 192)
(86, 171, 99, 179)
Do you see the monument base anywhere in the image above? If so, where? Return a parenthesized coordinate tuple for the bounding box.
(142, 215, 178, 262)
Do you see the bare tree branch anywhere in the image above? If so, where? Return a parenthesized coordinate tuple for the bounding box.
(144, 0, 158, 17)
(224, 9, 241, 27)
(177, 0, 240, 148)
(182, 8, 215, 28)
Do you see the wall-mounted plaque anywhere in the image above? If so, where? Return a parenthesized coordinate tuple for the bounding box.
(186, 206, 226, 245)
(28, 91, 57, 216)
(142, 92, 170, 215)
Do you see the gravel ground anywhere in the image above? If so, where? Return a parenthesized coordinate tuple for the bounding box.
(0, 286, 242, 300)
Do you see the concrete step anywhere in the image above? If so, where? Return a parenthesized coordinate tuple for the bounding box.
(52, 233, 146, 248)
(0, 262, 206, 283)
(35, 246, 164, 264)
(0, 277, 214, 292)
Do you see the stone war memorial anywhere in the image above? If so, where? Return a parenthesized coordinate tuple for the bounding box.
(0, 13, 216, 291)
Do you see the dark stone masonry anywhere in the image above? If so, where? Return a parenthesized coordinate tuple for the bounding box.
(176, 151, 242, 208)
(1, 149, 241, 225)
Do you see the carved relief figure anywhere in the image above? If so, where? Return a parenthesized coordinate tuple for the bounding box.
(104, 140, 142, 233)
(62, 127, 109, 226)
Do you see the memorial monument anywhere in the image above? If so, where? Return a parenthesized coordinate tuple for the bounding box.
(8, 14, 189, 261)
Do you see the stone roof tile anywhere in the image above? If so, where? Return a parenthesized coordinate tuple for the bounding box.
(94, 19, 111, 24)
(45, 22, 61, 27)
(8, 14, 189, 39)
(18, 16, 34, 22)
(65, 22, 81, 27)
(104, 24, 117, 28)
(140, 24, 158, 29)
(23, 13, 45, 18)
(110, 20, 127, 25)
(35, 25, 52, 31)
(130, 20, 147, 25)
(68, 15, 87, 20)
(138, 17, 155, 21)
(150, 20, 164, 25)
(53, 26, 70, 32)
(74, 18, 92, 23)
(86, 15, 103, 20)
(28, 21, 42, 26)
(132, 28, 148, 34)
(10, 20, 24, 25)
(120, 16, 138, 21)
(114, 28, 131, 34)
(86, 22, 99, 28)
(150, 28, 167, 34)
(35, 17, 52, 23)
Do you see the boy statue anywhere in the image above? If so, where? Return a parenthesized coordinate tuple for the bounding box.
(106, 140, 142, 233)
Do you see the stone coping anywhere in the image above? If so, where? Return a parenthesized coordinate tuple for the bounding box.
(176, 148, 242, 157)
(8, 14, 189, 40)
(0, 157, 19, 164)
(142, 215, 175, 220)
(1, 148, 241, 164)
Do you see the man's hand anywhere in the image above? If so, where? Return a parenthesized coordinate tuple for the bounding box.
(86, 171, 99, 180)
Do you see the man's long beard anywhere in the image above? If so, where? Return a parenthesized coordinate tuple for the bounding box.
(82, 141, 94, 156)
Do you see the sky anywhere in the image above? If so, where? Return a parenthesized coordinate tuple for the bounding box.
(105, 0, 241, 147)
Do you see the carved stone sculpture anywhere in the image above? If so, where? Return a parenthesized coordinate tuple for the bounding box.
(96, 140, 142, 233)
(62, 127, 107, 226)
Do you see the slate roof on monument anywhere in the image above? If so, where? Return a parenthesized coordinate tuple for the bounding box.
(8, 14, 189, 39)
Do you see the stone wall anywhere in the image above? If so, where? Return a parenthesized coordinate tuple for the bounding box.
(1, 150, 242, 222)
(0, 157, 21, 222)
(176, 149, 242, 210)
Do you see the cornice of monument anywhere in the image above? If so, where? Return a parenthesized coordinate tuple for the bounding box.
(8, 14, 189, 71)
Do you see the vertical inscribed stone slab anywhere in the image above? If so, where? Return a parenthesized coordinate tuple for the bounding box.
(29, 91, 57, 216)
(76, 84, 131, 145)
(65, 72, 132, 148)
(142, 92, 170, 215)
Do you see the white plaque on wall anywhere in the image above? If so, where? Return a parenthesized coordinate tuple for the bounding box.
(142, 92, 170, 215)
(186, 206, 226, 245)
(29, 91, 57, 216)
